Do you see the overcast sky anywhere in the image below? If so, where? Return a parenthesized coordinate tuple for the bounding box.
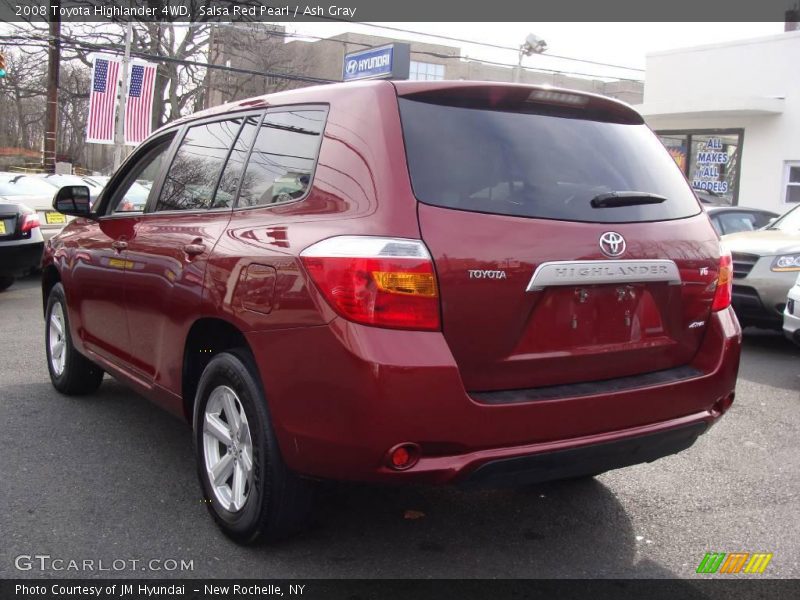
(0, 20, 786, 83)
(287, 22, 786, 81)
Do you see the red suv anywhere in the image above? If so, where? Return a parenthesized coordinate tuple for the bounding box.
(42, 81, 741, 544)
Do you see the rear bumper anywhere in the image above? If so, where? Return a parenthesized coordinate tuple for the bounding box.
(461, 420, 708, 488)
(0, 239, 44, 277)
(246, 306, 741, 485)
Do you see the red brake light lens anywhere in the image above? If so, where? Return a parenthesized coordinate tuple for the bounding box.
(711, 246, 733, 311)
(20, 213, 40, 233)
(300, 236, 441, 331)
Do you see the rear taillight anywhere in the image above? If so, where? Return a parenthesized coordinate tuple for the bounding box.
(711, 246, 733, 311)
(300, 236, 441, 331)
(20, 213, 40, 233)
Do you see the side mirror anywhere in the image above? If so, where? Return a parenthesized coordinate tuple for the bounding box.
(53, 185, 93, 217)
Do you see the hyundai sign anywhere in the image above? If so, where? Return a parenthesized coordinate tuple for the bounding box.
(342, 43, 410, 82)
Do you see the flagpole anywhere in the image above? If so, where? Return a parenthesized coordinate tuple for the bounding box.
(113, 19, 133, 169)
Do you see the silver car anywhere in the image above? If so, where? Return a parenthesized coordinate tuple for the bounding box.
(723, 204, 800, 329)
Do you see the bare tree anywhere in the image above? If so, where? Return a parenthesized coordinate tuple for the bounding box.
(0, 48, 47, 152)
(0, 0, 319, 170)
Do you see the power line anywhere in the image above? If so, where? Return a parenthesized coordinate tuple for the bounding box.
(211, 25, 643, 83)
(2, 25, 644, 86)
(306, 22, 646, 73)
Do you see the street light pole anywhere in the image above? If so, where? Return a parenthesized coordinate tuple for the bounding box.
(513, 48, 523, 83)
(513, 33, 548, 84)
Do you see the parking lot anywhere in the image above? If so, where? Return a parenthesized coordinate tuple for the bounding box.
(1, 274, 798, 579)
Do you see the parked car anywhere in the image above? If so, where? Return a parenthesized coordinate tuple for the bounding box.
(38, 174, 104, 204)
(42, 81, 741, 544)
(723, 203, 800, 329)
(783, 273, 800, 345)
(0, 201, 44, 291)
(0, 175, 66, 240)
(704, 205, 779, 236)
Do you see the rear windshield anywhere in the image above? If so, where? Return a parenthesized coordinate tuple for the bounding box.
(398, 98, 701, 223)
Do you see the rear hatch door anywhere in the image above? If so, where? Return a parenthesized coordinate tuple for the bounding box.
(397, 86, 721, 391)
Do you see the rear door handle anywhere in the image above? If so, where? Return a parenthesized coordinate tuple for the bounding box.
(183, 243, 206, 257)
(111, 240, 128, 252)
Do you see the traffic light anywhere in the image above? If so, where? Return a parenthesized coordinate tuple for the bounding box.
(0, 52, 6, 78)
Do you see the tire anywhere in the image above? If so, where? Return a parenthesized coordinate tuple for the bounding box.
(0, 276, 14, 292)
(193, 349, 315, 544)
(45, 283, 104, 395)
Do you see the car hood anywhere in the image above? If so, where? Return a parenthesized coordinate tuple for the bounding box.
(722, 229, 800, 256)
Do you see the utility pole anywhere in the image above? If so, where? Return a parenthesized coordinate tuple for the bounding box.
(113, 20, 133, 169)
(44, 0, 61, 174)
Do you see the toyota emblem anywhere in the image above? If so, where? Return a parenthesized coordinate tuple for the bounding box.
(599, 231, 626, 257)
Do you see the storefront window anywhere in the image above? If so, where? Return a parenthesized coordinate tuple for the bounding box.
(786, 162, 800, 204)
(657, 130, 743, 205)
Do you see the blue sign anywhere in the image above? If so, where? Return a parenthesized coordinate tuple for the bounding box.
(342, 43, 410, 82)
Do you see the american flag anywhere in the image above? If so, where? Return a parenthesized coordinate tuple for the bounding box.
(124, 62, 156, 145)
(86, 57, 120, 144)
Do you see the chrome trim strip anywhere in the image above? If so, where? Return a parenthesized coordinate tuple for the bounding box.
(526, 259, 681, 291)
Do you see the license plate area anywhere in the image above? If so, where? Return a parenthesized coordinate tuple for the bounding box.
(566, 284, 655, 344)
(44, 211, 66, 225)
(523, 283, 672, 351)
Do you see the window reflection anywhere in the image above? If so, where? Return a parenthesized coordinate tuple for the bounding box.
(236, 110, 325, 208)
(156, 119, 243, 212)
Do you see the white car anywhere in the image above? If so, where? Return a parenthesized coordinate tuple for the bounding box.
(783, 273, 800, 345)
(0, 175, 66, 240)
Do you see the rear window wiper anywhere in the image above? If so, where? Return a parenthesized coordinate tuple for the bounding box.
(590, 191, 667, 208)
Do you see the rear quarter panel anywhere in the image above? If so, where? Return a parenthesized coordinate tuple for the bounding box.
(202, 82, 421, 333)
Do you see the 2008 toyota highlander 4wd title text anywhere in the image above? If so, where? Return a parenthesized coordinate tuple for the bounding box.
(41, 81, 742, 544)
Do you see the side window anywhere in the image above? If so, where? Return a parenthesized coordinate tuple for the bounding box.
(216, 114, 261, 205)
(110, 137, 172, 214)
(155, 119, 242, 212)
(236, 109, 325, 208)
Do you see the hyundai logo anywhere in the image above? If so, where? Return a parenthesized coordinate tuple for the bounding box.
(599, 232, 626, 257)
(345, 59, 358, 75)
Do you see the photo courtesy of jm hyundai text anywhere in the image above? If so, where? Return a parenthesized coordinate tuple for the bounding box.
(41, 80, 741, 544)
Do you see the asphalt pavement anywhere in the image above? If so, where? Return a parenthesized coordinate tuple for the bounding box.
(1, 274, 798, 579)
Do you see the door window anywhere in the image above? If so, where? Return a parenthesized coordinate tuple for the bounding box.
(108, 137, 172, 214)
(156, 119, 243, 212)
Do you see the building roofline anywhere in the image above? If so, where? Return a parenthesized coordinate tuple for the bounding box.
(646, 29, 800, 59)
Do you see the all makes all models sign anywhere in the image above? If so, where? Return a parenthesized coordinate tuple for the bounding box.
(342, 43, 410, 82)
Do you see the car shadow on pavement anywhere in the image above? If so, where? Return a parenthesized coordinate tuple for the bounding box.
(3, 376, 681, 579)
(268, 476, 659, 578)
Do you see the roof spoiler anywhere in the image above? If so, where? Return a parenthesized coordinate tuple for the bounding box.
(392, 81, 643, 125)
